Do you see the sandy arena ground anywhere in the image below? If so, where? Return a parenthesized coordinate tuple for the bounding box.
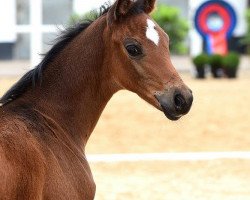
(1, 70, 250, 199)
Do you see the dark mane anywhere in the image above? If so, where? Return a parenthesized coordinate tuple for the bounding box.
(0, 4, 110, 105)
(0, 1, 145, 106)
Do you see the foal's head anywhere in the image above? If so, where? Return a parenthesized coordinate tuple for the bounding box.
(104, 0, 193, 120)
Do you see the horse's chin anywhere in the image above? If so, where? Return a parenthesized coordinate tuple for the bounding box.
(137, 93, 182, 121)
(160, 104, 182, 121)
(148, 97, 182, 121)
(153, 95, 183, 121)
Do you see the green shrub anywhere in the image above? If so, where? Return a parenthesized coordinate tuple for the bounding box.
(192, 53, 208, 78)
(242, 9, 250, 54)
(68, 11, 97, 26)
(222, 52, 240, 69)
(208, 54, 223, 68)
(192, 54, 208, 68)
(152, 4, 189, 55)
(68, 13, 82, 25)
(208, 54, 223, 78)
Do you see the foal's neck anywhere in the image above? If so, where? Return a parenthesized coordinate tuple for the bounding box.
(24, 16, 117, 150)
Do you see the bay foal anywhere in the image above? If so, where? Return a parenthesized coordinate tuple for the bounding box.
(0, 0, 193, 199)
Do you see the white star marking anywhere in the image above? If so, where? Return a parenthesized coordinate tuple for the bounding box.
(146, 19, 159, 46)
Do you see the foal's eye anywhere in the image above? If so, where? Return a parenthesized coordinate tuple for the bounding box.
(125, 44, 143, 57)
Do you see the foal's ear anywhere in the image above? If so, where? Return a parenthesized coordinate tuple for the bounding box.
(143, 0, 156, 14)
(107, 0, 134, 24)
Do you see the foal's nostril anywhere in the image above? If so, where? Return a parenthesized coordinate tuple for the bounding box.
(174, 94, 186, 111)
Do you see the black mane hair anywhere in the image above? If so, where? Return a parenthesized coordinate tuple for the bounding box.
(0, 0, 145, 105)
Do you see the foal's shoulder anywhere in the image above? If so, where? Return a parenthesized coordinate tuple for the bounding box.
(0, 111, 46, 199)
(0, 107, 29, 135)
(0, 107, 44, 156)
(0, 108, 46, 172)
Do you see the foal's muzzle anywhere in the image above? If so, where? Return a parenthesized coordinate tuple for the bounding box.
(155, 88, 193, 121)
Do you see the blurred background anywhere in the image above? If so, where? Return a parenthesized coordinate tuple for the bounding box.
(1, 0, 250, 199)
